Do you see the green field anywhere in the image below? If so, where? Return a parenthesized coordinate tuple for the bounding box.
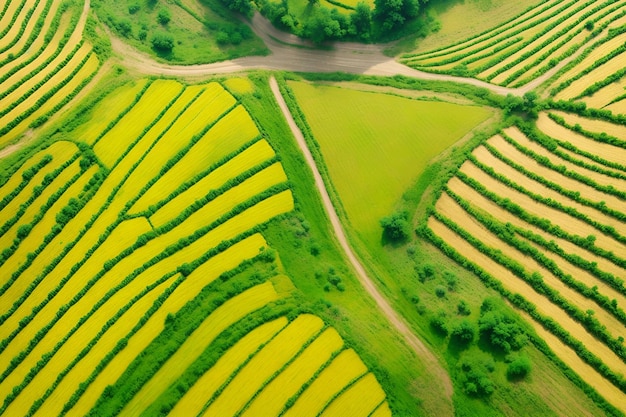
(287, 81, 493, 244)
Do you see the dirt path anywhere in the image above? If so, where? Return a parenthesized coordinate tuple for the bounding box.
(269, 76, 454, 415)
(112, 12, 537, 97)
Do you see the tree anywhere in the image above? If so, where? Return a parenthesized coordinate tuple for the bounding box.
(349, 2, 372, 39)
(222, 0, 253, 17)
(151, 32, 174, 51)
(451, 319, 476, 345)
(380, 210, 410, 241)
(373, 0, 418, 31)
(303, 7, 346, 43)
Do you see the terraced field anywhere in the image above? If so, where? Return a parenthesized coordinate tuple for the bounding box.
(0, 79, 390, 416)
(425, 112, 626, 411)
(0, 0, 100, 147)
(401, 0, 626, 89)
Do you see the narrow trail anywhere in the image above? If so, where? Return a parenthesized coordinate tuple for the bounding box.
(269, 76, 455, 415)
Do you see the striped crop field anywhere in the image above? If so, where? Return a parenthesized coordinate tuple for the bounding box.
(424, 114, 626, 411)
(400, 0, 626, 88)
(0, 78, 389, 416)
(0, 0, 101, 148)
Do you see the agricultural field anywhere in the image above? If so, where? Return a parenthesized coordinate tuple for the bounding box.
(0, 0, 101, 148)
(401, 0, 626, 88)
(0, 77, 395, 416)
(2, 0, 626, 415)
(285, 80, 494, 245)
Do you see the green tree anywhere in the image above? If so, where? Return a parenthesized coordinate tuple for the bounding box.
(349, 2, 372, 39)
(507, 355, 531, 380)
(157, 8, 171, 25)
(380, 210, 410, 241)
(373, 0, 418, 31)
(303, 7, 346, 43)
(451, 319, 476, 345)
(151, 32, 174, 51)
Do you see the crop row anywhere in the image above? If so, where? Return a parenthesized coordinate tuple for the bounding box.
(487, 136, 626, 220)
(467, 153, 626, 248)
(481, 0, 616, 81)
(421, 223, 625, 415)
(426, 212, 626, 392)
(432, 196, 626, 364)
(548, 113, 626, 148)
(0, 0, 54, 58)
(500, 130, 626, 203)
(60, 238, 280, 416)
(0, 0, 30, 50)
(0, 155, 81, 270)
(0, 154, 52, 211)
(445, 186, 626, 329)
(0, 51, 96, 138)
(402, 0, 568, 60)
(551, 28, 626, 97)
(505, 6, 626, 87)
(455, 170, 626, 272)
(0, 2, 80, 85)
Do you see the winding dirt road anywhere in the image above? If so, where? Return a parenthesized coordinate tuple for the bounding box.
(113, 12, 577, 98)
(269, 76, 454, 415)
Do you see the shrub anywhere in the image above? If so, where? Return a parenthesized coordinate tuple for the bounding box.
(157, 8, 171, 25)
(128, 3, 140, 14)
(430, 310, 448, 336)
(451, 319, 476, 345)
(151, 32, 174, 51)
(507, 355, 531, 380)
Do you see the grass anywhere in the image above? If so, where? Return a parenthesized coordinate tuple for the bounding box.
(287, 80, 493, 246)
(91, 0, 268, 64)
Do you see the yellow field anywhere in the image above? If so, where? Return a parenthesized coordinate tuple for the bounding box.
(0, 165, 96, 304)
(428, 215, 626, 378)
(406, 0, 557, 61)
(502, 126, 626, 192)
(242, 327, 344, 417)
(480, 136, 625, 220)
(605, 99, 626, 115)
(111, 85, 235, 202)
(370, 401, 393, 417)
(0, 0, 63, 65)
(67, 236, 270, 415)
(283, 349, 369, 417)
(0, 141, 77, 243)
(0, 43, 92, 123)
(92, 80, 184, 168)
(224, 77, 255, 95)
(557, 50, 626, 101)
(459, 161, 626, 255)
(536, 112, 626, 166)
(203, 314, 325, 416)
(584, 81, 626, 110)
(120, 281, 281, 416)
(446, 175, 626, 280)
(480, 1, 602, 81)
(73, 80, 150, 146)
(0, 52, 101, 147)
(126, 105, 262, 218)
(0, 0, 26, 35)
(1, 159, 81, 247)
(130, 139, 275, 217)
(151, 163, 289, 230)
(0, 0, 37, 49)
(550, 111, 626, 141)
(0, 0, 54, 61)
(3, 277, 175, 417)
(321, 373, 387, 417)
(170, 318, 288, 416)
(435, 192, 625, 340)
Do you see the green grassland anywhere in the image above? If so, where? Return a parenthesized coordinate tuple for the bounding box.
(92, 0, 268, 63)
(286, 80, 493, 245)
